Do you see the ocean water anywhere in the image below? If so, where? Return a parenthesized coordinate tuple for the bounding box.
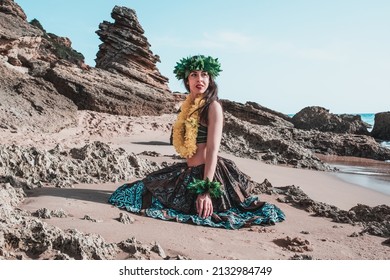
(359, 113, 375, 129)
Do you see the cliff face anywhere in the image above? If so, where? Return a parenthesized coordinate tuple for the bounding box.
(0, 0, 85, 69)
(0, 1, 176, 134)
(0, 0, 79, 133)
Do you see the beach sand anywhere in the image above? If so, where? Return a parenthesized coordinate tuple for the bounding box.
(6, 111, 389, 260)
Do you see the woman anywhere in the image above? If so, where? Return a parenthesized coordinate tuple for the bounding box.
(109, 55, 285, 229)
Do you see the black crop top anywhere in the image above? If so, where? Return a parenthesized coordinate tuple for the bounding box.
(196, 124, 208, 143)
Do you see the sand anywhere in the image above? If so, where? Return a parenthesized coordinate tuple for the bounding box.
(7, 111, 390, 260)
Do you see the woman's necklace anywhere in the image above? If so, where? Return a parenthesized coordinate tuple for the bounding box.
(172, 93, 205, 158)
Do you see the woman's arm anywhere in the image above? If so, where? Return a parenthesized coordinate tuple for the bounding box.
(203, 101, 223, 181)
(196, 101, 223, 218)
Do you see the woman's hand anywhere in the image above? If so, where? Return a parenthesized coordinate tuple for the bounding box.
(196, 192, 213, 219)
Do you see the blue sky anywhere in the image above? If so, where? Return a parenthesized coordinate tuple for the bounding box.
(16, 0, 390, 114)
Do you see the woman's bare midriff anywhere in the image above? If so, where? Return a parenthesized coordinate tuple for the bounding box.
(186, 143, 207, 167)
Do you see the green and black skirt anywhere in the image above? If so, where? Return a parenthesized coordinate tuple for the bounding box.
(108, 156, 285, 229)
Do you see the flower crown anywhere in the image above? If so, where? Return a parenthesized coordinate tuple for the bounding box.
(173, 55, 222, 80)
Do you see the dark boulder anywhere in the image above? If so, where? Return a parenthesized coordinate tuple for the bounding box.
(292, 106, 370, 135)
(371, 112, 390, 141)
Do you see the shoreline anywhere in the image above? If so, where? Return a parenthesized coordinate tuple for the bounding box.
(317, 154, 390, 197)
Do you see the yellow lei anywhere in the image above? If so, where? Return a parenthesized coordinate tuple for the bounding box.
(172, 94, 205, 158)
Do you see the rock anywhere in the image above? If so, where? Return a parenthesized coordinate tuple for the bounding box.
(348, 232, 361, 237)
(0, 141, 162, 189)
(44, 64, 176, 117)
(0, 181, 119, 259)
(219, 103, 389, 168)
(277, 185, 390, 238)
(117, 237, 152, 260)
(32, 207, 68, 219)
(0, 181, 167, 260)
(289, 254, 314, 260)
(0, 7, 80, 134)
(221, 99, 293, 127)
(0, 0, 26, 20)
(151, 242, 167, 259)
(1, 3, 177, 134)
(371, 112, 390, 141)
(0, 8, 84, 68)
(96, 6, 169, 92)
(118, 212, 135, 224)
(292, 106, 370, 135)
(0, 182, 25, 206)
(33, 208, 52, 219)
(339, 114, 372, 132)
(274, 236, 313, 252)
(222, 112, 331, 170)
(291, 128, 390, 161)
(251, 179, 279, 195)
(82, 215, 103, 223)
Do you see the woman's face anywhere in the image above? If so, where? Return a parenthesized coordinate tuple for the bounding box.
(187, 70, 210, 95)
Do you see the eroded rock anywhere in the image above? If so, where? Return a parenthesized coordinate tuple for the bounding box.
(118, 212, 135, 224)
(277, 185, 390, 238)
(371, 111, 390, 141)
(96, 6, 169, 92)
(292, 106, 370, 135)
(0, 141, 162, 189)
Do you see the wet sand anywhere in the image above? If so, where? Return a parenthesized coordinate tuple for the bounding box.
(317, 154, 390, 196)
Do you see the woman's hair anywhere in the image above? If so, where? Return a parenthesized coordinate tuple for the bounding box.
(185, 75, 221, 125)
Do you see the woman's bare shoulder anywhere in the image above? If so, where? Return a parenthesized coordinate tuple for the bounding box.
(208, 100, 223, 119)
(209, 100, 223, 111)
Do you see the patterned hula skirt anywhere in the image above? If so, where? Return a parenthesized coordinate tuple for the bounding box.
(108, 156, 285, 229)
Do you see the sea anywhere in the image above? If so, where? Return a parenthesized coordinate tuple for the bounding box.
(319, 113, 390, 196)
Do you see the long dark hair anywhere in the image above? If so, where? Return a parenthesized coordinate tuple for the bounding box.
(185, 75, 221, 125)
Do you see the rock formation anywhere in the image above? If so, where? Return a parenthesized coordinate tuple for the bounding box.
(291, 106, 370, 135)
(96, 6, 169, 92)
(0, 180, 174, 260)
(291, 129, 390, 160)
(277, 185, 390, 238)
(0, 1, 177, 132)
(220, 101, 390, 167)
(222, 112, 330, 170)
(0, 0, 85, 69)
(0, 62, 78, 133)
(0, 141, 163, 189)
(221, 99, 293, 128)
(371, 112, 390, 141)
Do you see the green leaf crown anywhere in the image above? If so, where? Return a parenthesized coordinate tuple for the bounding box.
(173, 55, 222, 80)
